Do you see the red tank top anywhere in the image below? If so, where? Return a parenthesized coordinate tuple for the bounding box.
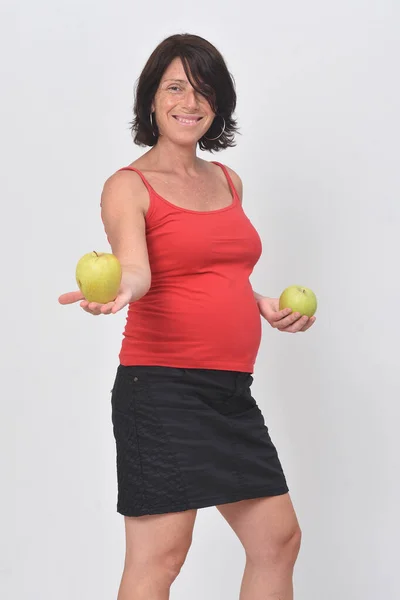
(115, 161, 262, 373)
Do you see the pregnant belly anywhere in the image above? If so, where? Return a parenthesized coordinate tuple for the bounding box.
(123, 283, 262, 368)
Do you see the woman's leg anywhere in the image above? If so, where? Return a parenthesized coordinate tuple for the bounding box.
(217, 493, 301, 600)
(117, 508, 197, 600)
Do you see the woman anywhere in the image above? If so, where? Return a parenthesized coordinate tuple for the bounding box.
(59, 33, 315, 600)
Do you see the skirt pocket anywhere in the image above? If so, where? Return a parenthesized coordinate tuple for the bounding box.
(202, 387, 258, 417)
(111, 366, 139, 445)
(182, 370, 258, 417)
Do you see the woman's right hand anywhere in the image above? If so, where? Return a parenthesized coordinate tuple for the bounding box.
(58, 276, 136, 315)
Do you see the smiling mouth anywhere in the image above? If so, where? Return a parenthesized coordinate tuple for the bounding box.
(172, 115, 203, 126)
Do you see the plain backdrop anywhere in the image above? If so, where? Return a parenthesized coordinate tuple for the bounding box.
(2, 0, 399, 598)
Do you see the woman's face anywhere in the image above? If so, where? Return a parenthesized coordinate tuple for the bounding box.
(151, 57, 215, 146)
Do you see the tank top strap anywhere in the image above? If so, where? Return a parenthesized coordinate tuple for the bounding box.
(116, 163, 239, 210)
(211, 161, 239, 202)
(117, 166, 155, 196)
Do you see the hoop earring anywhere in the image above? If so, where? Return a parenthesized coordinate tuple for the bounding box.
(204, 116, 226, 141)
(150, 112, 156, 137)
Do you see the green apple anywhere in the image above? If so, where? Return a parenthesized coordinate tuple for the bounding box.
(76, 251, 122, 304)
(279, 285, 317, 318)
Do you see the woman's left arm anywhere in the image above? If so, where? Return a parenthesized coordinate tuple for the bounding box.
(224, 167, 316, 334)
(254, 292, 316, 333)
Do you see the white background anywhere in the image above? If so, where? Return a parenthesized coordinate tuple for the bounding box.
(2, 0, 400, 598)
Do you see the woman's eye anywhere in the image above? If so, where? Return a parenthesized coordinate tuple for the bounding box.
(168, 86, 182, 92)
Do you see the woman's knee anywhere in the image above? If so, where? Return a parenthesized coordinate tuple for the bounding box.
(124, 536, 193, 584)
(247, 524, 302, 567)
(285, 524, 302, 561)
(123, 510, 196, 582)
(162, 545, 192, 581)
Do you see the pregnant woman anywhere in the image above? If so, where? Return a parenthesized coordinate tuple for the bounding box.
(59, 32, 316, 600)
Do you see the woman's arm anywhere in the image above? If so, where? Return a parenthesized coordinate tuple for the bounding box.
(100, 170, 152, 302)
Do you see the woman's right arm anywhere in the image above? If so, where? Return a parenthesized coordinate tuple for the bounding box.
(58, 170, 151, 314)
(100, 171, 151, 302)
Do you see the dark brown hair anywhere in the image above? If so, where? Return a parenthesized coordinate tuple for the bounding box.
(130, 33, 239, 152)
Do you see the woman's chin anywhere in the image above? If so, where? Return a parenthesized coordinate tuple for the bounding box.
(159, 131, 203, 147)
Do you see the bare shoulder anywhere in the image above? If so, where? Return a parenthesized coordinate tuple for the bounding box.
(224, 165, 243, 199)
(100, 165, 151, 276)
(101, 165, 149, 214)
(210, 162, 243, 202)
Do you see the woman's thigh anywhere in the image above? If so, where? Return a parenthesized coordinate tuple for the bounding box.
(216, 493, 301, 560)
(123, 509, 198, 567)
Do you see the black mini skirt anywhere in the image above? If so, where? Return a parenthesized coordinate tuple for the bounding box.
(111, 365, 289, 517)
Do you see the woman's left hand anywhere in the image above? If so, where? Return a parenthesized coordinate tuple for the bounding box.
(257, 296, 316, 333)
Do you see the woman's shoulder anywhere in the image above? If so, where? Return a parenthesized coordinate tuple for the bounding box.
(101, 160, 151, 214)
(208, 160, 243, 201)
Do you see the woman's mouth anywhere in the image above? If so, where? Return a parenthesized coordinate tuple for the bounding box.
(172, 115, 203, 126)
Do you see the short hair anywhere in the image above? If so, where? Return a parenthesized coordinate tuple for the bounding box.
(131, 33, 239, 152)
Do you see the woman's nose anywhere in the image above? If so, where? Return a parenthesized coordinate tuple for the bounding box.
(183, 89, 200, 110)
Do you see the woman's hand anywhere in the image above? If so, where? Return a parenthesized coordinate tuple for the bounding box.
(58, 273, 138, 315)
(257, 296, 316, 333)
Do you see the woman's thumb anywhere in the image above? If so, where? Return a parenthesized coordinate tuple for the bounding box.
(111, 290, 131, 314)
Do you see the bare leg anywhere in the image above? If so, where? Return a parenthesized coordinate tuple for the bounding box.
(117, 509, 197, 600)
(217, 494, 302, 600)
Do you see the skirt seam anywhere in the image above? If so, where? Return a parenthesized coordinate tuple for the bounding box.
(132, 387, 147, 510)
(145, 381, 191, 510)
(117, 485, 289, 516)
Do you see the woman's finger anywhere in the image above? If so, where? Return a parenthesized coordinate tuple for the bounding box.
(272, 308, 292, 321)
(81, 306, 101, 316)
(110, 291, 132, 314)
(279, 315, 309, 332)
(300, 316, 316, 332)
(79, 301, 102, 315)
(100, 302, 116, 315)
(88, 302, 101, 311)
(59, 291, 85, 305)
(272, 312, 302, 329)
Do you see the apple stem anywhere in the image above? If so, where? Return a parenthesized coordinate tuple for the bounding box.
(93, 251, 98, 257)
